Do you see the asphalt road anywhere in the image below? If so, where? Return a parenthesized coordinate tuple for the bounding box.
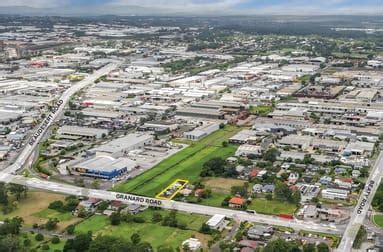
(337, 151, 383, 252)
(0, 173, 343, 236)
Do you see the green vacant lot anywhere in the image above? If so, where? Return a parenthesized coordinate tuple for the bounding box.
(75, 209, 210, 249)
(115, 125, 242, 196)
(33, 208, 74, 222)
(249, 105, 273, 115)
(247, 198, 297, 215)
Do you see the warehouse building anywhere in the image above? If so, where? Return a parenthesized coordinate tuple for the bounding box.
(72, 156, 136, 179)
(91, 133, 154, 157)
(176, 107, 224, 119)
(184, 123, 220, 141)
(57, 126, 108, 140)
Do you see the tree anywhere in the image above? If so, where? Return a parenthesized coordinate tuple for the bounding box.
(222, 141, 228, 147)
(303, 243, 316, 252)
(66, 224, 75, 235)
(274, 181, 293, 202)
(110, 212, 121, 226)
(41, 244, 50, 251)
(48, 200, 64, 211)
(162, 211, 178, 227)
(52, 236, 60, 244)
(0, 183, 8, 205)
(9, 184, 28, 200)
(292, 190, 302, 205)
(35, 233, 44, 242)
(45, 218, 59, 230)
(231, 185, 248, 198)
(131, 233, 141, 245)
(317, 242, 330, 252)
(200, 157, 226, 177)
(263, 238, 294, 252)
(0, 235, 20, 252)
(23, 239, 32, 247)
(152, 212, 163, 223)
(97, 201, 109, 212)
(64, 233, 92, 252)
(200, 223, 211, 234)
(64, 196, 80, 212)
(89, 235, 133, 252)
(0, 217, 24, 235)
(263, 148, 279, 162)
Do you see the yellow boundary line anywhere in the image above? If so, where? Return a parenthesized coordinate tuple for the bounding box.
(156, 179, 189, 200)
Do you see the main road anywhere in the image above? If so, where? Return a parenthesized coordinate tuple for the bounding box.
(0, 172, 342, 235)
(337, 151, 383, 251)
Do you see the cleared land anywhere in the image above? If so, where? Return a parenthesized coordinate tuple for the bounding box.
(203, 177, 245, 194)
(0, 191, 80, 230)
(247, 198, 297, 215)
(115, 125, 242, 196)
(75, 209, 210, 249)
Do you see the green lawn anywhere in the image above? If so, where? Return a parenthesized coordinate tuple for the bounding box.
(33, 208, 74, 222)
(247, 198, 297, 215)
(199, 192, 228, 207)
(373, 214, 383, 228)
(115, 126, 242, 196)
(19, 232, 41, 250)
(75, 209, 210, 249)
(135, 209, 210, 231)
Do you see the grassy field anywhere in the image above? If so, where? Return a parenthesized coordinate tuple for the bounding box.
(373, 214, 383, 228)
(0, 191, 80, 230)
(33, 208, 75, 222)
(203, 177, 245, 194)
(247, 198, 297, 215)
(75, 209, 210, 249)
(115, 125, 242, 196)
(200, 192, 228, 207)
(249, 105, 273, 115)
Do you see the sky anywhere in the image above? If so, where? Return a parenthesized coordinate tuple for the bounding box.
(0, 0, 381, 15)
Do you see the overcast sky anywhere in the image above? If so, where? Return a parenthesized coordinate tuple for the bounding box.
(0, 0, 381, 15)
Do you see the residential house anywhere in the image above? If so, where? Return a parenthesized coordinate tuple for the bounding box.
(252, 184, 263, 193)
(206, 214, 226, 230)
(262, 184, 275, 193)
(182, 238, 202, 251)
(247, 225, 273, 240)
(288, 173, 299, 185)
(229, 196, 246, 208)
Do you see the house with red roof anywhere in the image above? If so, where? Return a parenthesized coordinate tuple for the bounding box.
(229, 196, 246, 208)
(249, 169, 259, 178)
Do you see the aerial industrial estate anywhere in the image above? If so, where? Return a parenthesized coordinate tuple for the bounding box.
(0, 11, 382, 252)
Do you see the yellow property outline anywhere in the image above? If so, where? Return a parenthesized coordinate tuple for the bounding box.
(156, 179, 189, 200)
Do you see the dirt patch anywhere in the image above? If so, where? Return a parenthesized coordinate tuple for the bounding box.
(203, 177, 245, 193)
(0, 190, 80, 230)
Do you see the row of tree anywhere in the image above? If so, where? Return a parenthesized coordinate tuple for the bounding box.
(0, 183, 28, 214)
(63, 232, 156, 252)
